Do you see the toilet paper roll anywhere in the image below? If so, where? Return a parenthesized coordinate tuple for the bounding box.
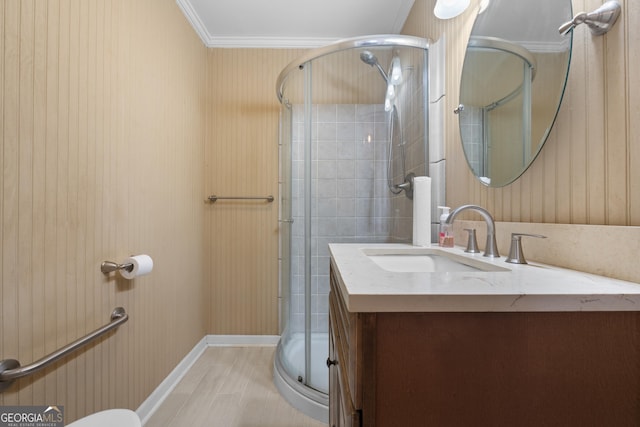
(119, 255, 154, 279)
(412, 176, 432, 246)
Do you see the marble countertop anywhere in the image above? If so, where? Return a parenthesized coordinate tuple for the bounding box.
(328, 243, 640, 313)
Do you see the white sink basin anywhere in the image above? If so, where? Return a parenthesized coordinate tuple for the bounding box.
(361, 248, 510, 273)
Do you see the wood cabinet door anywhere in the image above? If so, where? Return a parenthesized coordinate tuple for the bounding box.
(328, 326, 341, 427)
(329, 290, 361, 427)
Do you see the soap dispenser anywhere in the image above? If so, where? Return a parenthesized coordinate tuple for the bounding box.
(438, 206, 454, 247)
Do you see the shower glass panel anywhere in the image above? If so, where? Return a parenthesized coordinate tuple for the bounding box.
(275, 36, 430, 422)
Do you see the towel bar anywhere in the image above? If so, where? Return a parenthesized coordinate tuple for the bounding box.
(207, 195, 274, 203)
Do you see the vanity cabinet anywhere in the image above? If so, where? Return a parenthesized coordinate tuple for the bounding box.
(329, 260, 640, 427)
(328, 263, 373, 427)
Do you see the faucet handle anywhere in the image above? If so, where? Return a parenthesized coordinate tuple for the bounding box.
(505, 233, 547, 264)
(463, 228, 480, 253)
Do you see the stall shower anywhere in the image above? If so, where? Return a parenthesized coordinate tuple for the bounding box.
(274, 35, 445, 422)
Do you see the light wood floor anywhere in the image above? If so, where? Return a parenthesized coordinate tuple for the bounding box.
(145, 346, 327, 426)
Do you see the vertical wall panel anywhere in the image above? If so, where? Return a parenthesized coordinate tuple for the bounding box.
(31, 0, 48, 407)
(604, 0, 628, 225)
(2, 0, 21, 407)
(42, 0, 59, 406)
(629, 0, 640, 225)
(542, 128, 558, 223)
(568, 26, 588, 225)
(18, 0, 36, 407)
(554, 76, 572, 224)
(0, 0, 206, 422)
(584, 0, 607, 225)
(205, 48, 304, 335)
(0, 6, 4, 361)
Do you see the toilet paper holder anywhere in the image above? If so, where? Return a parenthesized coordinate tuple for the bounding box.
(100, 255, 154, 279)
(101, 260, 134, 274)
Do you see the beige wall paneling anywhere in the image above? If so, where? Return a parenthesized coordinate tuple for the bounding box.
(30, 0, 48, 408)
(603, 0, 628, 225)
(631, 1, 640, 225)
(205, 48, 305, 335)
(578, 0, 606, 225)
(0, 0, 207, 422)
(3, 0, 21, 407)
(568, 27, 588, 225)
(554, 53, 573, 224)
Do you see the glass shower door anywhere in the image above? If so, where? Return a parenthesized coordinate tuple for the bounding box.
(274, 38, 431, 423)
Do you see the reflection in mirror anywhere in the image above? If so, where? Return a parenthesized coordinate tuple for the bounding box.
(458, 0, 572, 187)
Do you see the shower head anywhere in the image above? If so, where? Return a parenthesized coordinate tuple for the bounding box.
(359, 50, 378, 66)
(359, 50, 389, 83)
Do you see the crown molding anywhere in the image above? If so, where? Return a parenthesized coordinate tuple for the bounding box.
(177, 0, 343, 48)
(176, 0, 210, 46)
(176, 0, 414, 49)
(204, 36, 341, 49)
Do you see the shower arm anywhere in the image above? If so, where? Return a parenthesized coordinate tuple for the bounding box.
(373, 62, 390, 83)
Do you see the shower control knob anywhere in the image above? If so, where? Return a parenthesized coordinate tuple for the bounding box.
(326, 357, 338, 368)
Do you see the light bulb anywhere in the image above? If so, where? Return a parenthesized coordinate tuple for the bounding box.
(433, 0, 471, 19)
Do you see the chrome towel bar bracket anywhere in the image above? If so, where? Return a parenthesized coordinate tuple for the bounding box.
(0, 307, 128, 392)
(207, 195, 274, 203)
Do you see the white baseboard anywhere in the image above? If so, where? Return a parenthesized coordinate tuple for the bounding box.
(136, 335, 280, 425)
(136, 336, 207, 425)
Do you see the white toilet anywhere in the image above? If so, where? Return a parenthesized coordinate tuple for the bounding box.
(67, 409, 141, 427)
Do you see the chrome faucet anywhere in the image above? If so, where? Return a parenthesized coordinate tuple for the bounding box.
(445, 205, 500, 257)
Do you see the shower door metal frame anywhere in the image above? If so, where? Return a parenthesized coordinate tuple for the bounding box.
(303, 60, 313, 388)
(277, 35, 430, 103)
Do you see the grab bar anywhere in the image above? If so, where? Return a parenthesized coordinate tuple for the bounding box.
(0, 307, 128, 392)
(207, 195, 274, 203)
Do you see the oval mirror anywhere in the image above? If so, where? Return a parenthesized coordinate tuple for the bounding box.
(458, 0, 573, 187)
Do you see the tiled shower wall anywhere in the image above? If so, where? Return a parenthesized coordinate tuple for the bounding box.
(289, 103, 426, 333)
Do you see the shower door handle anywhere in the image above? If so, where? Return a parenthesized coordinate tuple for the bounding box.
(326, 357, 338, 368)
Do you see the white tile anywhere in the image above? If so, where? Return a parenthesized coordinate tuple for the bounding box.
(429, 34, 446, 102)
(429, 97, 445, 161)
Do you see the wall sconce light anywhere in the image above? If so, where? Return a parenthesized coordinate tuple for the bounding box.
(559, 0, 621, 36)
(434, 0, 471, 19)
